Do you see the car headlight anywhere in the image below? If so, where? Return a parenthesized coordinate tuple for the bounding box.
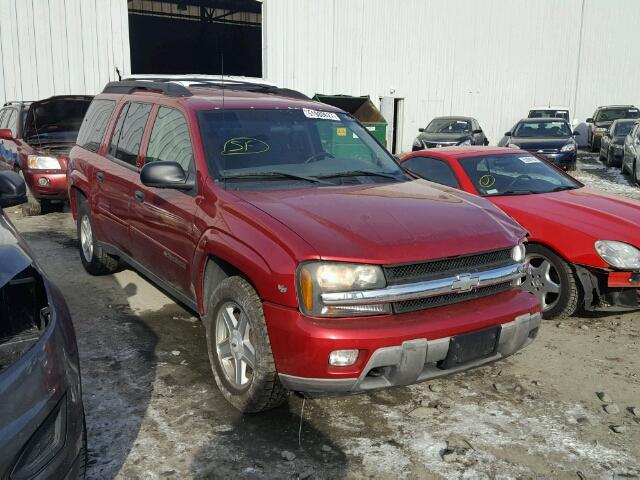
(560, 142, 576, 152)
(512, 243, 526, 262)
(507, 143, 520, 149)
(458, 139, 472, 146)
(595, 240, 640, 270)
(412, 138, 423, 148)
(297, 262, 389, 317)
(27, 155, 61, 170)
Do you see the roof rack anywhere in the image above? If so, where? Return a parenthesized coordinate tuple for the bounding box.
(104, 77, 309, 100)
(3, 100, 34, 107)
(102, 79, 193, 97)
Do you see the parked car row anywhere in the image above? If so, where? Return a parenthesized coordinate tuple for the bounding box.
(594, 110, 640, 185)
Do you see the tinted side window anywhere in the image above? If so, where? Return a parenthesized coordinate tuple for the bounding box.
(146, 107, 194, 172)
(0, 108, 8, 128)
(403, 156, 459, 188)
(76, 99, 116, 153)
(109, 104, 129, 158)
(5, 110, 18, 136)
(113, 102, 152, 167)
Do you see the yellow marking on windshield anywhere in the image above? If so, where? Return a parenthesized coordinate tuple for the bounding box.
(222, 137, 270, 155)
(479, 175, 496, 188)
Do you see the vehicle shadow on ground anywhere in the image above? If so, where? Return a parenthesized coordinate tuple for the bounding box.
(190, 395, 347, 479)
(16, 224, 160, 480)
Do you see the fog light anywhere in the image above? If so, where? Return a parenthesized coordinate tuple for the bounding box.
(37, 177, 50, 186)
(329, 349, 359, 366)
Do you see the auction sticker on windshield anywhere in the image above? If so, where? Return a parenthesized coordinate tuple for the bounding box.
(519, 156, 541, 164)
(303, 108, 340, 121)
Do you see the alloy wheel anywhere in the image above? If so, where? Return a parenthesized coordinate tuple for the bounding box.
(80, 215, 94, 262)
(215, 301, 256, 389)
(521, 253, 561, 312)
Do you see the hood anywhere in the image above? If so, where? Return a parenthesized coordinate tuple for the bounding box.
(417, 132, 471, 144)
(512, 137, 572, 149)
(233, 180, 525, 264)
(491, 188, 640, 252)
(612, 136, 626, 145)
(23, 95, 93, 141)
(595, 120, 614, 128)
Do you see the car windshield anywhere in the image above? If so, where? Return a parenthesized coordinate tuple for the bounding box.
(528, 110, 569, 121)
(613, 121, 636, 137)
(513, 120, 572, 138)
(459, 153, 581, 196)
(198, 109, 406, 189)
(595, 108, 640, 122)
(424, 118, 471, 134)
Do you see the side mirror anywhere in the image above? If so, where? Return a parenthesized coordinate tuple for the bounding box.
(504, 131, 512, 137)
(0, 171, 27, 208)
(572, 130, 580, 136)
(418, 128, 425, 133)
(586, 118, 594, 123)
(0, 129, 13, 141)
(472, 129, 483, 134)
(140, 161, 194, 191)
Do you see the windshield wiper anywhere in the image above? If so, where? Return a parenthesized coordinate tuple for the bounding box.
(498, 189, 537, 196)
(221, 171, 332, 185)
(319, 170, 401, 180)
(549, 185, 578, 192)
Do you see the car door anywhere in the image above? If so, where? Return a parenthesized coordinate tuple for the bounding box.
(130, 106, 198, 301)
(402, 155, 460, 188)
(95, 101, 153, 255)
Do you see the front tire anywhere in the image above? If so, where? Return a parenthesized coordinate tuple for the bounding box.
(521, 244, 580, 320)
(204, 276, 287, 413)
(76, 196, 119, 275)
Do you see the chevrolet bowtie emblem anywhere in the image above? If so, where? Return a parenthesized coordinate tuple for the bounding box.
(451, 274, 480, 292)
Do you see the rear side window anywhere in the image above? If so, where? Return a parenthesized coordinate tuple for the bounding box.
(146, 107, 194, 172)
(76, 99, 116, 153)
(5, 110, 17, 136)
(109, 102, 152, 167)
(403, 156, 459, 188)
(0, 108, 8, 128)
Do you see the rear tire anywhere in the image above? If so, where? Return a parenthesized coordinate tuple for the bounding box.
(606, 149, 614, 167)
(76, 195, 119, 275)
(204, 276, 287, 413)
(77, 415, 87, 479)
(521, 244, 581, 320)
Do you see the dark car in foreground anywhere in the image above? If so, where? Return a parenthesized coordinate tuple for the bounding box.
(599, 119, 637, 167)
(0, 171, 86, 478)
(68, 78, 540, 413)
(498, 118, 578, 170)
(400, 147, 640, 320)
(587, 105, 639, 152)
(412, 116, 488, 151)
(0, 96, 92, 215)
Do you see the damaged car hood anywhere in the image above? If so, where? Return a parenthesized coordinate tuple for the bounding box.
(233, 180, 526, 264)
(0, 216, 34, 288)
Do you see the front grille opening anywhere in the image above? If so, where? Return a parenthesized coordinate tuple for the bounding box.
(384, 249, 513, 285)
(0, 266, 49, 372)
(393, 281, 513, 314)
(366, 366, 387, 378)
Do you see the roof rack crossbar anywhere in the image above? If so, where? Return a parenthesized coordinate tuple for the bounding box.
(102, 80, 193, 97)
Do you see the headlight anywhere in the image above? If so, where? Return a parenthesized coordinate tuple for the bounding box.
(595, 240, 640, 270)
(457, 139, 472, 146)
(412, 138, 423, 148)
(560, 142, 576, 152)
(27, 155, 61, 170)
(297, 262, 389, 317)
(512, 243, 526, 262)
(507, 143, 520, 149)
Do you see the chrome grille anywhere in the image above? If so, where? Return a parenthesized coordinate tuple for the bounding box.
(384, 249, 513, 285)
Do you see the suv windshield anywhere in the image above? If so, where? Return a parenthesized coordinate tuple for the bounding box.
(424, 118, 471, 134)
(613, 121, 636, 137)
(594, 108, 640, 123)
(513, 120, 572, 138)
(198, 109, 406, 188)
(459, 153, 581, 196)
(528, 110, 569, 121)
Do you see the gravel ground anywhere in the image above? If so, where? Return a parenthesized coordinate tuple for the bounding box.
(7, 151, 640, 479)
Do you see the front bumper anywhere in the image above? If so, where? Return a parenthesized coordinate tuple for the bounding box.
(279, 311, 541, 394)
(575, 265, 640, 311)
(0, 285, 84, 479)
(264, 288, 540, 393)
(22, 170, 68, 200)
(526, 149, 576, 169)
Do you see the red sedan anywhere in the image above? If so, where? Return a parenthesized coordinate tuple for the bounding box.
(400, 147, 640, 319)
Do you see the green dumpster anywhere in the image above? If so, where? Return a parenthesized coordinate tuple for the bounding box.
(312, 94, 388, 148)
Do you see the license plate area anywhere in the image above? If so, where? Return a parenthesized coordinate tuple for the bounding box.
(438, 325, 501, 370)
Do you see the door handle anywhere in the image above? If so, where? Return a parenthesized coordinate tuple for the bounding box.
(96, 172, 104, 183)
(134, 190, 145, 203)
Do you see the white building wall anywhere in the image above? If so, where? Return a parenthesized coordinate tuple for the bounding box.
(262, 0, 640, 150)
(0, 0, 130, 106)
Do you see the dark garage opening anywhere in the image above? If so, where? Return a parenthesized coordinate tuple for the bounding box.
(128, 0, 262, 77)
